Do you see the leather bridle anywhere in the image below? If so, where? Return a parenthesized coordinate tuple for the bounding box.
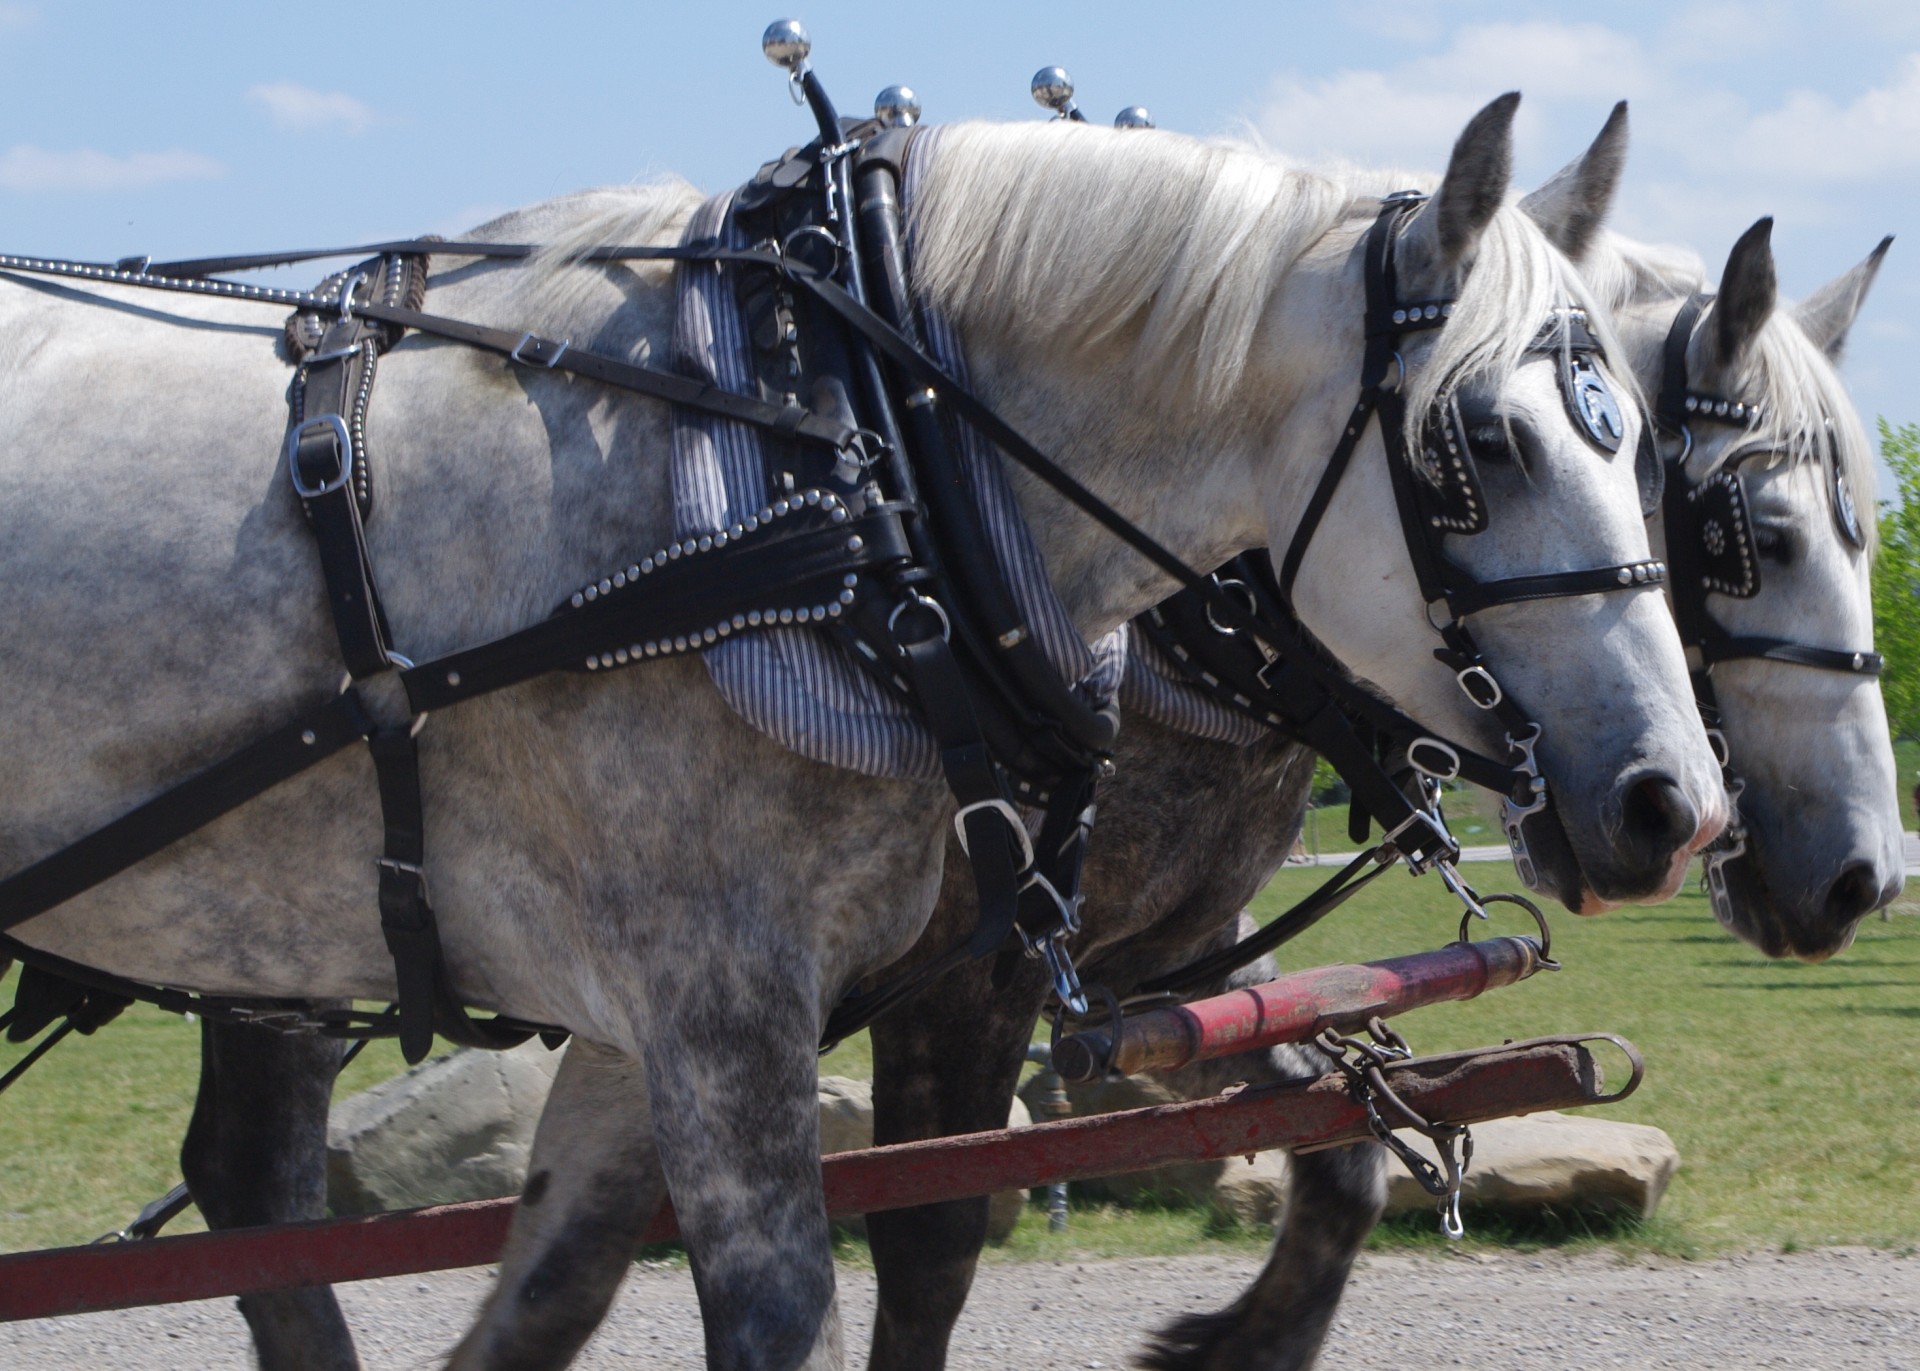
(1652, 293, 1884, 918)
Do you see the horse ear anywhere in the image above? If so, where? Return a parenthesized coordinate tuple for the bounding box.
(1519, 101, 1628, 263)
(1712, 217, 1777, 364)
(1403, 92, 1520, 274)
(1795, 236, 1892, 361)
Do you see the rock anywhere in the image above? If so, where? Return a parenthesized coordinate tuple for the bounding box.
(1022, 1072, 1224, 1207)
(818, 1075, 1028, 1242)
(1381, 1111, 1680, 1220)
(1211, 1148, 1290, 1228)
(1017, 1070, 1289, 1227)
(327, 1039, 567, 1215)
(329, 1059, 1034, 1240)
(985, 1097, 1032, 1243)
(817, 1076, 875, 1156)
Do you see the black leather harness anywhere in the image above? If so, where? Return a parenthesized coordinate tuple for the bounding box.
(1649, 294, 1884, 917)
(0, 142, 1678, 1066)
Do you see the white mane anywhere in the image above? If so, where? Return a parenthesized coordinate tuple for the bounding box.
(907, 120, 1618, 447)
(1584, 230, 1877, 554)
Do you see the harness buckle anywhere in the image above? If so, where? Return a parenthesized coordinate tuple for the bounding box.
(952, 798, 1036, 874)
(285, 413, 354, 498)
(1406, 737, 1461, 781)
(1456, 665, 1503, 709)
(888, 591, 952, 644)
(1382, 807, 1459, 875)
(376, 856, 430, 906)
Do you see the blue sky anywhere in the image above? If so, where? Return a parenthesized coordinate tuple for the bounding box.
(3, 1, 1916, 493)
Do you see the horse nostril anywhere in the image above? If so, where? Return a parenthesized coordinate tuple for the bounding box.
(1619, 774, 1696, 865)
(1824, 862, 1884, 924)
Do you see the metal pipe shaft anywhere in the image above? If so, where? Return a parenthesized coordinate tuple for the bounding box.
(1053, 935, 1546, 1083)
(0, 1036, 1608, 1321)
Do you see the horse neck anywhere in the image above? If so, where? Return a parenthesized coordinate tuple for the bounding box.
(947, 343, 1266, 641)
(949, 287, 1354, 644)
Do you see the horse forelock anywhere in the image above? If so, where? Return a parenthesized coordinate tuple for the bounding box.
(1587, 231, 1877, 557)
(1397, 200, 1637, 456)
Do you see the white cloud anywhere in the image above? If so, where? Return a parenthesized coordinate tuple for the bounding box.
(1256, 22, 1653, 170)
(0, 145, 223, 192)
(1735, 55, 1920, 182)
(0, 5, 36, 31)
(247, 82, 374, 134)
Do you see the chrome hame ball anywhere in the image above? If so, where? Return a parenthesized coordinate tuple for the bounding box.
(874, 84, 921, 128)
(1030, 66, 1076, 115)
(761, 19, 812, 71)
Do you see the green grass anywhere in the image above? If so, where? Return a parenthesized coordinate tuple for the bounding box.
(1895, 738, 1920, 829)
(1248, 861, 1920, 1253)
(1298, 784, 1507, 857)
(0, 989, 468, 1253)
(4, 859, 1916, 1257)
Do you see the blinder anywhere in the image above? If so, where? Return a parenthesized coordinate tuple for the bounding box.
(1687, 468, 1759, 598)
(1414, 397, 1488, 534)
(1411, 306, 1638, 537)
(1831, 445, 1865, 549)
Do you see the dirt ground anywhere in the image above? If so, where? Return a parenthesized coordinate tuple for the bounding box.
(3, 1245, 1915, 1369)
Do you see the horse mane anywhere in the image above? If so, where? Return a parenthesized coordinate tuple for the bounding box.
(1585, 230, 1878, 554)
(907, 120, 1619, 448)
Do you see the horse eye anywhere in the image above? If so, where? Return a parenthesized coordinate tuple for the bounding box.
(1465, 421, 1514, 464)
(1752, 524, 1793, 565)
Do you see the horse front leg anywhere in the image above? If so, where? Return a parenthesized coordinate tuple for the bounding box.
(449, 1040, 665, 1371)
(181, 1019, 362, 1371)
(644, 945, 846, 1371)
(865, 960, 1047, 1371)
(1137, 1042, 1386, 1371)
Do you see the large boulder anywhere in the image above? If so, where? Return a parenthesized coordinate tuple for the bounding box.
(1018, 1070, 1289, 1226)
(1381, 1110, 1680, 1220)
(327, 1039, 567, 1214)
(328, 1056, 1038, 1239)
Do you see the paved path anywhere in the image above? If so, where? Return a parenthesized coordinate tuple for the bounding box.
(5, 1246, 1915, 1369)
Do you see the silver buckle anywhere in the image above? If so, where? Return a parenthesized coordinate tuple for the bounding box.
(1456, 665, 1503, 709)
(376, 856, 430, 905)
(888, 591, 952, 643)
(1407, 737, 1461, 781)
(284, 414, 353, 498)
(952, 798, 1035, 873)
(1382, 807, 1459, 875)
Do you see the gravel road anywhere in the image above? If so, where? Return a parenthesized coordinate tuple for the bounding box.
(4, 1245, 1915, 1369)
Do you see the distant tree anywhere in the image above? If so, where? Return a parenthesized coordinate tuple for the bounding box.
(1872, 419, 1920, 741)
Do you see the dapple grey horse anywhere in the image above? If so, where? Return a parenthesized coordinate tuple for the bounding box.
(393, 107, 1894, 1371)
(0, 98, 1721, 1370)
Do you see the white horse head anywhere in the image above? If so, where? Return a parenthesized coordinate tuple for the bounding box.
(912, 95, 1725, 907)
(1531, 109, 1901, 954)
